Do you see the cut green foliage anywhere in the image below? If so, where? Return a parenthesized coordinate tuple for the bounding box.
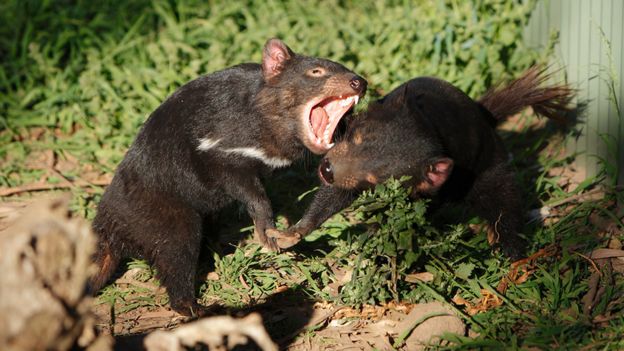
(200, 244, 303, 307)
(326, 177, 468, 306)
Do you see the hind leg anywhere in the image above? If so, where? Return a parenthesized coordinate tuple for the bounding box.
(468, 163, 527, 260)
(147, 205, 204, 316)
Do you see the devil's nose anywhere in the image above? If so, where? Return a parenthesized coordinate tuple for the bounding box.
(349, 76, 367, 94)
(319, 158, 334, 184)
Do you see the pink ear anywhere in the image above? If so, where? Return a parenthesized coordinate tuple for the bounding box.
(262, 39, 293, 80)
(425, 157, 453, 189)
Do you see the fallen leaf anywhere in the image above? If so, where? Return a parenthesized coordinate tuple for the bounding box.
(589, 248, 624, 259)
(404, 272, 434, 283)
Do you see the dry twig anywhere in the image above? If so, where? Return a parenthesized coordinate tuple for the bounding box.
(0, 179, 110, 197)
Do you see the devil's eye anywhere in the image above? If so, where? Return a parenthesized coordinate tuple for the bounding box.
(307, 68, 326, 77)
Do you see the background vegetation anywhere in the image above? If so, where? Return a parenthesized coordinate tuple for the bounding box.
(1, 0, 622, 349)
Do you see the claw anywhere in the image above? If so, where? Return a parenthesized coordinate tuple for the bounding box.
(253, 225, 281, 252)
(266, 228, 302, 249)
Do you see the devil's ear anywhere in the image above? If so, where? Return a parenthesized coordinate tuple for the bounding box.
(380, 82, 424, 111)
(391, 84, 410, 106)
(262, 38, 294, 81)
(397, 84, 409, 104)
(415, 157, 454, 194)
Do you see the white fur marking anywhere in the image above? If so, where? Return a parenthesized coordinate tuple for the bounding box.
(197, 138, 291, 168)
(223, 147, 292, 168)
(197, 138, 221, 151)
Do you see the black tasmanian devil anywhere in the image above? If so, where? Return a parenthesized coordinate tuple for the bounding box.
(269, 67, 573, 260)
(90, 38, 367, 315)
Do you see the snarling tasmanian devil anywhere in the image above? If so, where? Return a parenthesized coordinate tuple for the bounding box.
(269, 66, 573, 260)
(89, 38, 367, 315)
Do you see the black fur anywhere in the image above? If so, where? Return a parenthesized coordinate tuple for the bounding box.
(90, 39, 366, 315)
(272, 67, 573, 260)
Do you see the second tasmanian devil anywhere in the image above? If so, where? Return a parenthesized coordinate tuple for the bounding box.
(269, 67, 573, 260)
(89, 38, 367, 315)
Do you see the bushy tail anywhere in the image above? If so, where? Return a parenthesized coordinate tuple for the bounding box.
(88, 239, 120, 294)
(478, 66, 574, 124)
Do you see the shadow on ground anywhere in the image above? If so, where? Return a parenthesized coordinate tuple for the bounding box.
(109, 287, 318, 351)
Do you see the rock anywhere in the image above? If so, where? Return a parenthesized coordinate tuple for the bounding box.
(398, 302, 465, 350)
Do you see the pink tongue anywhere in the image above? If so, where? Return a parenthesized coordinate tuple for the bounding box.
(311, 106, 329, 138)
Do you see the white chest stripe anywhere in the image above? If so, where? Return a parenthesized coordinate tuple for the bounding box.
(197, 137, 221, 150)
(197, 138, 292, 168)
(222, 147, 292, 168)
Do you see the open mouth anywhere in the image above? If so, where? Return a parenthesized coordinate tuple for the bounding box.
(304, 95, 359, 154)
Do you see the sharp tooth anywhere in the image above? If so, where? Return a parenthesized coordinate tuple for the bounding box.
(327, 142, 334, 148)
(354, 95, 359, 105)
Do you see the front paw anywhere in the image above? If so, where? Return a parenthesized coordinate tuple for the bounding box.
(170, 299, 210, 319)
(266, 228, 302, 249)
(500, 236, 527, 262)
(253, 225, 280, 251)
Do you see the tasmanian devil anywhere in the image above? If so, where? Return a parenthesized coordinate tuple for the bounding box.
(268, 66, 573, 260)
(90, 38, 367, 315)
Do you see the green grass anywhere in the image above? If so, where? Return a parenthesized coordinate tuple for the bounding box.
(1, 0, 623, 350)
(0, 0, 541, 199)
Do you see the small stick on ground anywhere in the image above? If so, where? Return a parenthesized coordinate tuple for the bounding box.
(572, 251, 603, 277)
(545, 187, 605, 208)
(0, 179, 111, 197)
(115, 278, 166, 293)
